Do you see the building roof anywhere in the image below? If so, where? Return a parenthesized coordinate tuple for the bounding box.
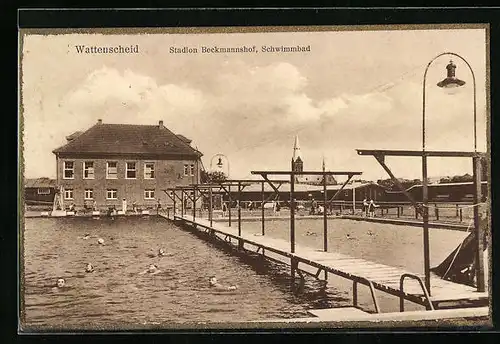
(25, 177, 57, 188)
(292, 135, 301, 160)
(53, 121, 203, 157)
(385, 181, 488, 194)
(176, 134, 192, 144)
(231, 181, 381, 193)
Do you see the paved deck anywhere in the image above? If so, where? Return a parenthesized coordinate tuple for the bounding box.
(250, 306, 489, 323)
(172, 214, 488, 309)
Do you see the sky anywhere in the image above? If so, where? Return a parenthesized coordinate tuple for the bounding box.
(20, 26, 489, 182)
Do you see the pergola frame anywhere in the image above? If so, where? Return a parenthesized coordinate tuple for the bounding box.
(356, 149, 486, 294)
(252, 163, 362, 255)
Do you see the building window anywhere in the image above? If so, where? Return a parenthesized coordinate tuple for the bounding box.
(84, 189, 93, 200)
(107, 162, 118, 179)
(106, 189, 117, 200)
(63, 161, 74, 179)
(83, 161, 95, 179)
(126, 162, 136, 179)
(190, 164, 195, 176)
(64, 189, 73, 200)
(144, 189, 155, 199)
(144, 162, 155, 179)
(184, 164, 189, 176)
(37, 188, 50, 195)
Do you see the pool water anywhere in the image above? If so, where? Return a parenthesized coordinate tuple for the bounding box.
(21, 217, 349, 330)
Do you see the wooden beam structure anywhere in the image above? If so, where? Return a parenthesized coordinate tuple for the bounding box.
(356, 149, 486, 158)
(356, 148, 487, 295)
(251, 168, 363, 281)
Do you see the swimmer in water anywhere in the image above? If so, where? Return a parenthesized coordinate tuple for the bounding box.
(56, 278, 66, 288)
(209, 276, 237, 291)
(97, 238, 105, 245)
(85, 263, 95, 273)
(148, 248, 173, 258)
(346, 234, 355, 240)
(305, 231, 317, 236)
(367, 230, 374, 236)
(139, 264, 161, 275)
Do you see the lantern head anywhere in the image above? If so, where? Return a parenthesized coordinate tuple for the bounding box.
(217, 157, 223, 168)
(437, 60, 466, 89)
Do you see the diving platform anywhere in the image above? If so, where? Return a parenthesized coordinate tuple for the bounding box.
(171, 214, 489, 313)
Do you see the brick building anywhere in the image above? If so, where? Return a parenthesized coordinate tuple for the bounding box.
(24, 177, 57, 205)
(52, 119, 202, 211)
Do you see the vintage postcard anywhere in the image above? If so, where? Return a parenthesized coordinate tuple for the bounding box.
(19, 24, 491, 331)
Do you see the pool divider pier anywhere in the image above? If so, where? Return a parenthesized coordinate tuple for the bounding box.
(162, 166, 488, 315)
(165, 213, 488, 315)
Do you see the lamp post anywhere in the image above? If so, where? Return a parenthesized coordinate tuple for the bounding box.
(421, 52, 478, 294)
(210, 153, 230, 178)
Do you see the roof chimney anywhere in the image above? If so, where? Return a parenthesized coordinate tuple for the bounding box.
(97, 119, 102, 125)
(159, 120, 164, 127)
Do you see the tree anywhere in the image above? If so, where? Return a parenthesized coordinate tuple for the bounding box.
(201, 170, 228, 184)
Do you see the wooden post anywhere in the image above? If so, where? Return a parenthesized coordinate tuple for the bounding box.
(353, 281, 358, 307)
(456, 204, 459, 217)
(261, 181, 265, 236)
(290, 159, 296, 254)
(192, 187, 196, 222)
(209, 187, 213, 228)
(238, 182, 242, 237)
(422, 154, 431, 295)
(181, 191, 184, 217)
(172, 192, 176, 217)
(228, 185, 232, 227)
(397, 206, 400, 218)
(473, 156, 485, 292)
(460, 208, 463, 222)
(352, 188, 356, 215)
(435, 205, 439, 221)
(291, 257, 298, 288)
(323, 173, 328, 252)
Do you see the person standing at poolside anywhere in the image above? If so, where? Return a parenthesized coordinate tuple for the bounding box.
(368, 199, 378, 217)
(222, 202, 227, 217)
(122, 198, 127, 214)
(156, 199, 162, 214)
(362, 198, 369, 217)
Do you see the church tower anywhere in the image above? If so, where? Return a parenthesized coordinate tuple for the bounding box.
(292, 135, 303, 172)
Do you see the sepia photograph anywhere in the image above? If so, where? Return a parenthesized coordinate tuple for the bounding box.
(18, 24, 491, 331)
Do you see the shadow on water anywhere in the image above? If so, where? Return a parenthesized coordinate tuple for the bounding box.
(180, 222, 351, 310)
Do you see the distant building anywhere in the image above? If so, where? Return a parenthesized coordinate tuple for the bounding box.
(24, 178, 57, 205)
(291, 135, 336, 185)
(52, 119, 203, 210)
(291, 135, 303, 174)
(222, 181, 385, 204)
(384, 181, 488, 203)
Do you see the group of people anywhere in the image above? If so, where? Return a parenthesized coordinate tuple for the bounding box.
(220, 201, 281, 216)
(64, 198, 164, 216)
(54, 235, 237, 292)
(362, 198, 379, 217)
(309, 199, 327, 215)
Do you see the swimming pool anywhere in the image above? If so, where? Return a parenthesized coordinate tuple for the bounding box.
(21, 217, 348, 330)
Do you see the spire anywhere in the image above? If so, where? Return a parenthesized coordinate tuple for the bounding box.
(293, 135, 301, 160)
